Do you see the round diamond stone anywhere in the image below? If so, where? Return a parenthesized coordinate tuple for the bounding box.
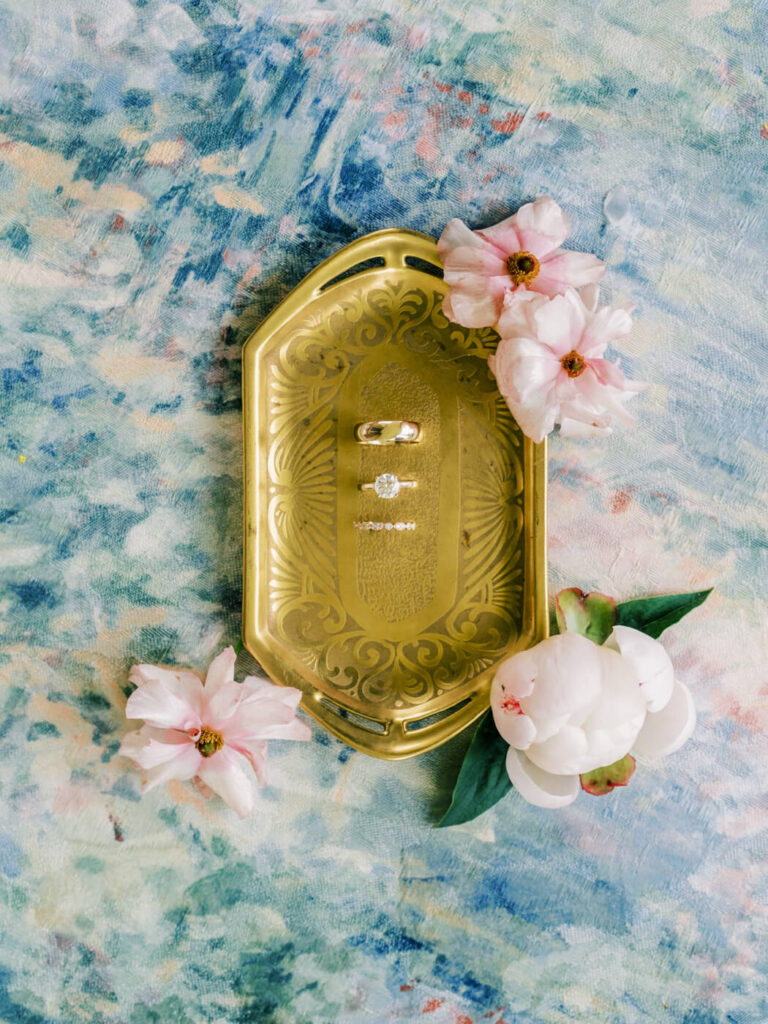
(373, 473, 400, 499)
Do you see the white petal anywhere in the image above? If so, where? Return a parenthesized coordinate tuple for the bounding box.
(491, 702, 537, 750)
(519, 633, 604, 721)
(526, 724, 589, 776)
(632, 681, 696, 758)
(610, 625, 675, 712)
(204, 646, 237, 695)
(506, 748, 579, 809)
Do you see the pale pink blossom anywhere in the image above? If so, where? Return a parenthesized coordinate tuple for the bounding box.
(489, 287, 646, 442)
(437, 196, 605, 328)
(491, 629, 696, 809)
(119, 647, 311, 817)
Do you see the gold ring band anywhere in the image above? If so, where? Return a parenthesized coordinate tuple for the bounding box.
(355, 420, 421, 445)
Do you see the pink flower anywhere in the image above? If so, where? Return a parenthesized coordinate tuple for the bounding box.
(119, 647, 311, 817)
(437, 196, 605, 328)
(488, 286, 646, 442)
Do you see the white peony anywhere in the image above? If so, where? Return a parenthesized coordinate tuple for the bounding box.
(490, 629, 696, 809)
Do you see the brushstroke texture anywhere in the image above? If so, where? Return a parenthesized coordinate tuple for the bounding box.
(0, 1, 766, 1021)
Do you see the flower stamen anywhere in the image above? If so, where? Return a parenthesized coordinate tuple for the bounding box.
(196, 726, 223, 757)
(561, 350, 586, 377)
(506, 250, 540, 286)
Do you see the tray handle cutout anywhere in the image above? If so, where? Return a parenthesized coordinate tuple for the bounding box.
(310, 229, 444, 300)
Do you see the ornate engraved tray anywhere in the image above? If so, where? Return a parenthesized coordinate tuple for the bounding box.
(242, 229, 547, 758)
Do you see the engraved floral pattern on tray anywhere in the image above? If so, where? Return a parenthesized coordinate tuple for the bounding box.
(265, 280, 524, 709)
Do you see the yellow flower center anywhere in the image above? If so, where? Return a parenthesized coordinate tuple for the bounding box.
(561, 350, 586, 377)
(196, 726, 223, 757)
(506, 250, 540, 285)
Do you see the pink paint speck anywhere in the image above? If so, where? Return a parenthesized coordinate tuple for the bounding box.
(384, 110, 408, 137)
(458, 91, 473, 105)
(423, 999, 445, 1014)
(491, 111, 524, 135)
(416, 135, 439, 162)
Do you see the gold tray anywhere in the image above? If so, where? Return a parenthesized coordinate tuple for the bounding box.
(242, 229, 547, 758)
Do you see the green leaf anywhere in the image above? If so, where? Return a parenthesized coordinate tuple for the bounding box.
(555, 588, 617, 644)
(615, 589, 712, 639)
(580, 754, 636, 796)
(436, 710, 511, 828)
(233, 639, 244, 656)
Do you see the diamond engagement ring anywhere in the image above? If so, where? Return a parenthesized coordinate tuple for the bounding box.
(359, 473, 417, 499)
(355, 420, 421, 445)
(353, 521, 416, 531)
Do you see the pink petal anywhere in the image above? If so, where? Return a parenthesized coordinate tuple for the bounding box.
(496, 289, 548, 338)
(580, 283, 600, 312)
(129, 664, 204, 698)
(579, 305, 633, 357)
(437, 217, 489, 259)
(130, 735, 197, 771)
(443, 275, 509, 328)
(532, 291, 586, 357)
(125, 677, 202, 732)
(205, 681, 247, 728)
(506, 747, 580, 809)
(197, 747, 255, 817)
(577, 369, 641, 425)
(204, 646, 237, 695)
(119, 724, 194, 764)
(242, 676, 303, 709)
(532, 250, 605, 296)
(228, 738, 268, 784)
(632, 682, 696, 758)
(493, 335, 562, 403)
(442, 292, 457, 322)
(510, 196, 571, 256)
(476, 214, 521, 257)
(504, 391, 559, 443)
(589, 358, 647, 393)
(441, 245, 507, 280)
(221, 698, 310, 742)
(141, 743, 202, 792)
(559, 416, 612, 438)
(193, 776, 215, 799)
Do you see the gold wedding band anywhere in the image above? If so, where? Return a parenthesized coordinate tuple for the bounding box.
(355, 420, 421, 445)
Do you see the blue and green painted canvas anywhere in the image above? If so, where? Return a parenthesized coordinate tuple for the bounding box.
(1, 0, 766, 1020)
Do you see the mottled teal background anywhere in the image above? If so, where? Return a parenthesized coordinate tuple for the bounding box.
(1, 1, 767, 1021)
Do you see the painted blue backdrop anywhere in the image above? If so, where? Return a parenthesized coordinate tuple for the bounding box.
(1, 1, 766, 1022)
